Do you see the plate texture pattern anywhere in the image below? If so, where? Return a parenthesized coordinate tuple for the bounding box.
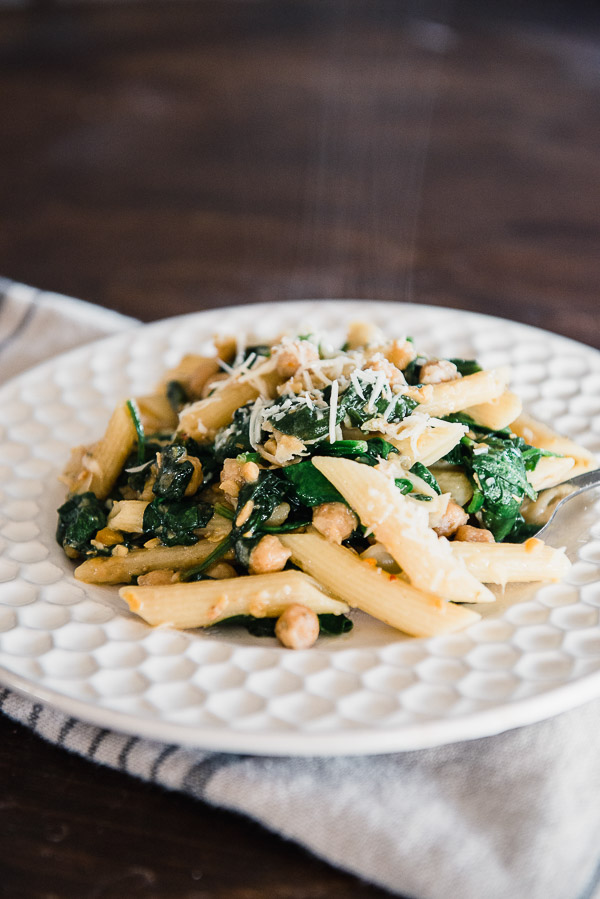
(0, 301, 599, 755)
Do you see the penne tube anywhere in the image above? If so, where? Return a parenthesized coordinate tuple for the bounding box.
(75, 540, 217, 585)
(280, 534, 481, 636)
(178, 357, 281, 440)
(312, 456, 494, 603)
(430, 467, 474, 507)
(157, 353, 221, 396)
(108, 500, 149, 534)
(120, 570, 349, 629)
(466, 390, 522, 431)
(450, 539, 570, 584)
(135, 394, 178, 432)
(415, 367, 510, 418)
(385, 419, 466, 467)
(66, 402, 138, 500)
(521, 482, 575, 526)
(527, 456, 575, 492)
(511, 413, 598, 477)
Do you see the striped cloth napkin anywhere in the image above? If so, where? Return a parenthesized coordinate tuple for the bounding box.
(1, 279, 599, 899)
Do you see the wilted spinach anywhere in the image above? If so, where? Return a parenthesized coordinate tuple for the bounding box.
(410, 462, 441, 495)
(315, 437, 399, 466)
(448, 358, 482, 377)
(166, 380, 189, 413)
(143, 498, 213, 546)
(266, 396, 336, 442)
(338, 384, 417, 426)
(153, 443, 198, 501)
(126, 399, 146, 464)
(445, 431, 539, 541)
(56, 493, 108, 556)
(282, 461, 344, 506)
(214, 403, 255, 460)
(231, 469, 289, 564)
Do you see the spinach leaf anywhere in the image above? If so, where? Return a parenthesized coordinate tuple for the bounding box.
(166, 380, 189, 413)
(233, 533, 262, 568)
(233, 470, 289, 538)
(152, 443, 199, 501)
(362, 437, 400, 461)
(182, 535, 234, 581)
(124, 458, 155, 495)
(283, 461, 344, 506)
(241, 344, 271, 362)
(126, 399, 146, 464)
(504, 514, 542, 543)
(231, 469, 297, 566)
(449, 433, 538, 541)
(314, 437, 398, 466)
(339, 384, 417, 427)
(236, 452, 263, 464)
(448, 358, 482, 377)
(395, 478, 413, 494)
(402, 356, 427, 386)
(318, 613, 354, 635)
(514, 438, 559, 471)
(214, 403, 254, 460)
(143, 498, 213, 546)
(267, 396, 334, 442)
(56, 493, 108, 555)
(410, 462, 441, 495)
(183, 437, 221, 488)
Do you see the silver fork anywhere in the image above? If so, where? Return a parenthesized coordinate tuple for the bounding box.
(533, 468, 600, 545)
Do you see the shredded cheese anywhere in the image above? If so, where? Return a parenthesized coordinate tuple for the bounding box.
(329, 380, 339, 444)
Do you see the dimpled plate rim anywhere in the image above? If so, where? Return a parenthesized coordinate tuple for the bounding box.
(0, 299, 599, 757)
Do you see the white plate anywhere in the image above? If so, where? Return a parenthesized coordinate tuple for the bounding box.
(1, 301, 600, 756)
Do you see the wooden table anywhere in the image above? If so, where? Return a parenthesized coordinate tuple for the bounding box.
(1, 2, 599, 896)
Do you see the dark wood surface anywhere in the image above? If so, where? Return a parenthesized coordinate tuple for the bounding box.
(1, 2, 600, 897)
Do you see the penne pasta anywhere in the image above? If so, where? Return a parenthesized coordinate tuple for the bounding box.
(108, 500, 149, 534)
(312, 456, 494, 603)
(64, 401, 138, 500)
(466, 390, 522, 432)
(120, 570, 349, 629)
(178, 357, 282, 440)
(415, 367, 510, 418)
(75, 540, 217, 585)
(527, 456, 575, 492)
(280, 533, 480, 636)
(450, 539, 570, 584)
(430, 467, 474, 507)
(511, 412, 597, 477)
(385, 419, 466, 467)
(135, 394, 179, 433)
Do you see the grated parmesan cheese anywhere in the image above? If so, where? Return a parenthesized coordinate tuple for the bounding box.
(328, 380, 339, 444)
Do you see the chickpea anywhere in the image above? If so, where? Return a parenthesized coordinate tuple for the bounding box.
(454, 525, 495, 543)
(220, 458, 260, 500)
(274, 339, 319, 378)
(248, 535, 292, 574)
(364, 354, 406, 389)
(137, 569, 179, 586)
(312, 502, 358, 544)
(419, 359, 460, 385)
(275, 604, 320, 649)
(432, 500, 469, 538)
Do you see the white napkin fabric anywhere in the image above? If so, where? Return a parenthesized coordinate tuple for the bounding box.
(1, 279, 599, 899)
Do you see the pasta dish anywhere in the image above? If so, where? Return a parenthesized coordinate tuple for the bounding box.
(56, 321, 597, 649)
